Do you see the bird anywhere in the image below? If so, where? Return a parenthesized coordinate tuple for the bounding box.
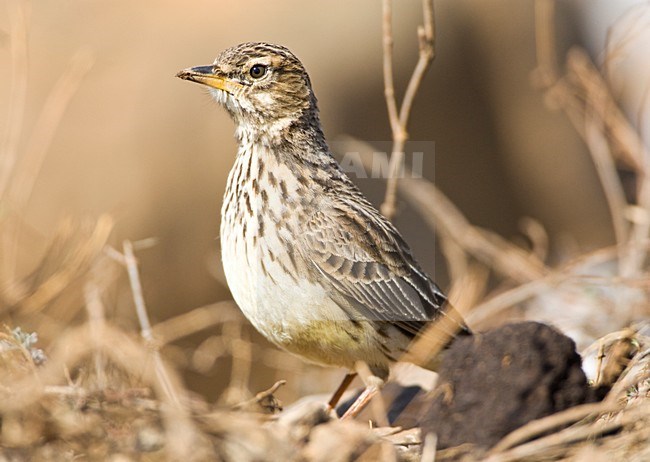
(177, 42, 470, 418)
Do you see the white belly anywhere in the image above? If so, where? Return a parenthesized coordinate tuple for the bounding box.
(221, 224, 343, 343)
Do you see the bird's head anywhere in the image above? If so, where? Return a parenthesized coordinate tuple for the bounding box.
(177, 42, 318, 137)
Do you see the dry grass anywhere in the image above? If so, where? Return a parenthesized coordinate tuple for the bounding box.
(0, 0, 649, 460)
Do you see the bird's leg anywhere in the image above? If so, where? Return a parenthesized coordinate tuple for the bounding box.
(327, 372, 357, 410)
(340, 375, 384, 420)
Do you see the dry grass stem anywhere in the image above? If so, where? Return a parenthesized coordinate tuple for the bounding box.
(484, 402, 650, 462)
(568, 51, 648, 173)
(120, 239, 186, 412)
(536, 0, 650, 281)
(518, 217, 549, 262)
(122, 240, 155, 341)
(0, 0, 29, 304)
(1, 39, 92, 301)
(447, 263, 488, 316)
(580, 58, 637, 269)
(604, 346, 650, 405)
(488, 401, 622, 454)
(466, 279, 547, 328)
(469, 241, 650, 328)
(83, 279, 107, 390)
(439, 234, 468, 286)
(401, 298, 468, 369)
(152, 300, 241, 345)
(18, 215, 114, 314)
(343, 136, 548, 283)
(396, 174, 547, 282)
(9, 50, 94, 209)
(222, 321, 254, 404)
(0, 0, 29, 197)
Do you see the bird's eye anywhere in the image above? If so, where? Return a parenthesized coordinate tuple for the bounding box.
(249, 64, 267, 79)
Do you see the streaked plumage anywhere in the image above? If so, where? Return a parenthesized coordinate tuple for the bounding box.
(177, 42, 469, 384)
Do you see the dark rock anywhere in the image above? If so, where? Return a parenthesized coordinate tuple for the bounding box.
(420, 321, 593, 450)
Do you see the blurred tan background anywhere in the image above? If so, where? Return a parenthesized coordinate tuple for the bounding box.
(1, 0, 648, 403)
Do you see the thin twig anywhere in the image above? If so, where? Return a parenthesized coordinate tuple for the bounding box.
(398, 0, 435, 127)
(122, 240, 154, 342)
(583, 110, 629, 260)
(381, 0, 401, 139)
(119, 240, 207, 457)
(532, 0, 558, 86)
(43, 385, 87, 397)
(381, 0, 436, 220)
(122, 239, 181, 408)
(569, 48, 647, 174)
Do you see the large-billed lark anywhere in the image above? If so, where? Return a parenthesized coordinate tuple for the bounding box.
(177, 42, 470, 418)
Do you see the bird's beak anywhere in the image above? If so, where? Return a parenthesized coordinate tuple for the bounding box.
(176, 65, 243, 95)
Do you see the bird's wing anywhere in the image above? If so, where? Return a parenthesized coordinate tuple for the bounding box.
(300, 196, 460, 338)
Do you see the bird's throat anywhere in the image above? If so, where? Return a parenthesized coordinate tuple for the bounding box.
(233, 105, 325, 151)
